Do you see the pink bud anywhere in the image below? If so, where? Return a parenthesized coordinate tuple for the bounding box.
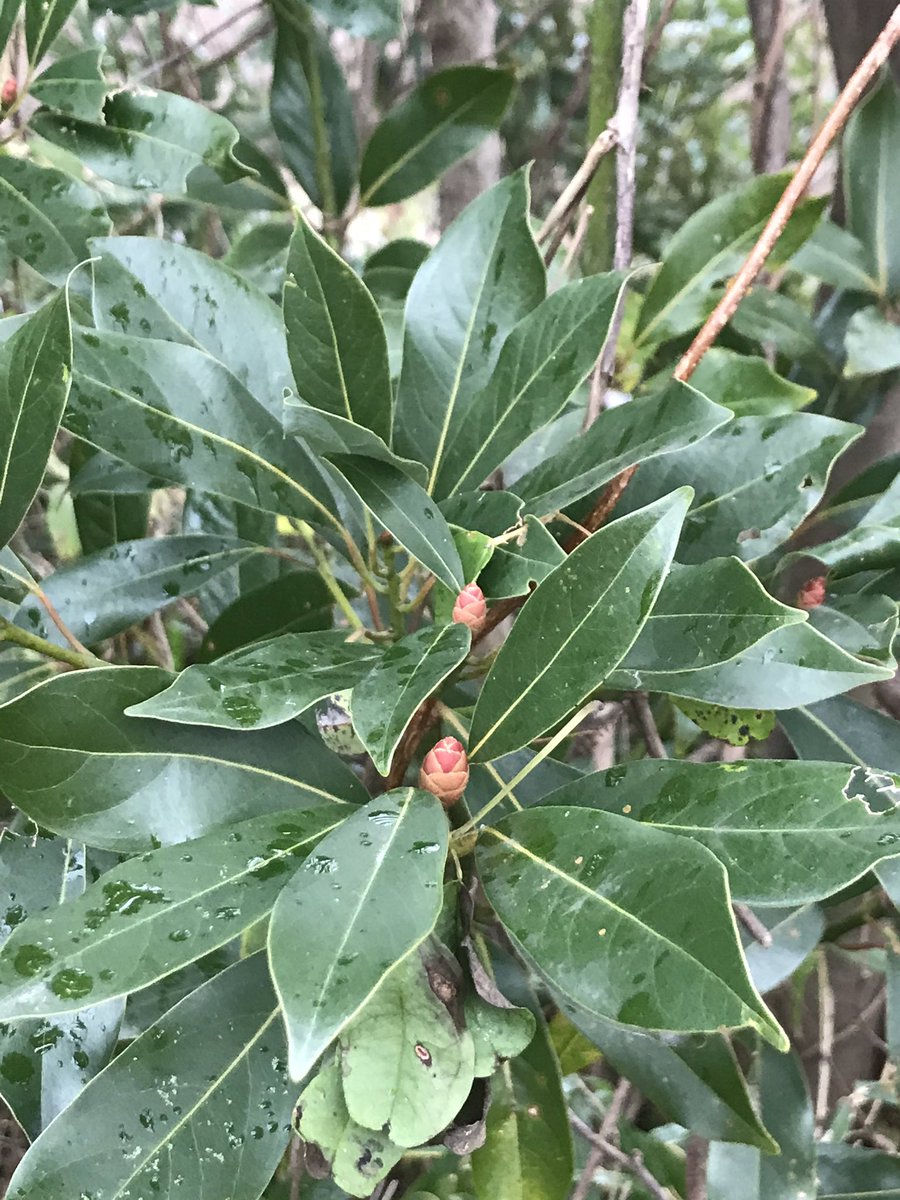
(419, 736, 469, 809)
(796, 576, 826, 609)
(452, 583, 486, 635)
(1, 78, 16, 110)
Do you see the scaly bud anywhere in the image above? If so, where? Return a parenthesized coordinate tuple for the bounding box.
(452, 582, 486, 636)
(1, 77, 17, 111)
(796, 576, 826, 610)
(315, 690, 365, 757)
(419, 736, 469, 809)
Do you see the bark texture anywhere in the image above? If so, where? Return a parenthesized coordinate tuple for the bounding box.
(748, 0, 791, 171)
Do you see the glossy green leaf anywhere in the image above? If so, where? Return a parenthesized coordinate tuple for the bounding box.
(0, 0, 21, 60)
(635, 174, 824, 346)
(688, 348, 815, 417)
(201, 571, 339, 659)
(328, 456, 465, 590)
(0, 666, 365, 851)
(31, 49, 107, 121)
(731, 287, 822, 359)
(0, 808, 345, 1021)
(14, 535, 261, 647)
(465, 745, 582, 825)
(296, 1052, 403, 1197)
(89, 236, 293, 413)
(431, 526, 494, 625)
(284, 215, 391, 440)
(363, 239, 429, 377)
(478, 806, 785, 1046)
(479, 515, 565, 600)
(560, 1002, 776, 1150)
(790, 219, 881, 295)
(69, 443, 149, 555)
(360, 66, 515, 207)
(469, 490, 691, 762)
(340, 942, 474, 1146)
(544, 758, 900, 905)
(269, 790, 448, 1081)
(432, 272, 625, 498)
(306, 0, 399, 38)
(741, 905, 824, 995)
(470, 975, 572, 1200)
(807, 591, 898, 666)
(0, 836, 122, 1140)
(517, 380, 730, 518)
(803, 524, 900, 578)
(466, 993, 535, 1079)
(185, 136, 290, 213)
(617, 413, 860, 564)
(69, 331, 339, 527)
(6, 954, 293, 1200)
(816, 1142, 900, 1199)
(271, 1, 357, 215)
(25, 0, 75, 63)
(546, 1012, 600, 1076)
(844, 305, 900, 376)
(0, 292, 72, 551)
(127, 632, 380, 731)
(393, 170, 544, 487)
(225, 220, 292, 297)
(352, 625, 471, 775)
(675, 698, 775, 745)
(845, 75, 900, 298)
(284, 403, 427, 485)
(32, 91, 248, 193)
(779, 695, 900, 774)
(612, 620, 892, 708)
(0, 158, 109, 284)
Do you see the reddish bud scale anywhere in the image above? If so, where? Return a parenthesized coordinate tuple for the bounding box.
(452, 582, 486, 635)
(419, 736, 469, 809)
(1, 78, 16, 110)
(796, 576, 826, 609)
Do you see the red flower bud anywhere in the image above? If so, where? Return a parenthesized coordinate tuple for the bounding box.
(796, 576, 826, 609)
(419, 736, 469, 808)
(452, 582, 486, 635)
(1, 78, 16, 110)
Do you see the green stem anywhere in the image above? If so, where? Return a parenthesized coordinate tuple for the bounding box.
(385, 546, 406, 640)
(584, 0, 625, 273)
(305, 535, 365, 633)
(0, 617, 98, 670)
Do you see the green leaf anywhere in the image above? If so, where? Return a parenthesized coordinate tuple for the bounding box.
(184, 135, 290, 212)
(393, 170, 544, 488)
(465, 746, 581, 825)
(845, 75, 900, 297)
(6, 954, 294, 1200)
(340, 942, 475, 1146)
(306, 0, 399, 38)
(0, 0, 22, 61)
(687, 348, 815, 417)
(432, 526, 495, 624)
(844, 305, 900, 376)
(517, 379, 730, 518)
(363, 239, 430, 377)
(0, 157, 110, 284)
(69, 331, 338, 528)
(790, 219, 881, 295)
(296, 1052, 404, 1197)
(360, 66, 515, 207)
(32, 91, 248, 193)
(547, 1012, 600, 1076)
(352, 625, 471, 775)
(24, 0, 75, 63)
(284, 215, 391, 441)
(69, 443, 149, 555)
(225, 220, 292, 297)
(479, 515, 565, 600)
(779, 695, 900, 774)
(126, 632, 381, 731)
(612, 621, 892, 708)
(0, 808, 345, 1021)
(675, 698, 775, 746)
(478, 806, 785, 1046)
(284, 403, 427, 485)
(469, 490, 691, 762)
(90, 235, 293, 414)
(741, 904, 824, 996)
(807, 591, 898, 666)
(816, 1142, 900, 1199)
(0, 666, 365, 851)
(0, 292, 72, 551)
(201, 570, 339, 659)
(328, 456, 465, 589)
(617, 413, 860, 564)
(0, 835, 122, 1140)
(560, 1004, 776, 1150)
(635, 174, 824, 347)
(432, 272, 625, 498)
(731, 287, 822, 359)
(269, 790, 448, 1081)
(471, 975, 572, 1200)
(543, 759, 900, 905)
(466, 993, 535, 1079)
(13, 535, 261, 647)
(31, 49, 108, 121)
(271, 1, 358, 215)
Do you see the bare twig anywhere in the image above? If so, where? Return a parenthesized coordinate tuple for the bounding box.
(815, 949, 836, 1133)
(643, 0, 678, 69)
(562, 203, 594, 273)
(630, 692, 666, 758)
(147, 611, 175, 672)
(132, 2, 262, 82)
(570, 1112, 673, 1200)
(734, 903, 773, 948)
(537, 128, 618, 255)
(685, 1135, 709, 1200)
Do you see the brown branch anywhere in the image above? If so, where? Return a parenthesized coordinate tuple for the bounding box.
(630, 692, 666, 758)
(132, 2, 263, 83)
(685, 1135, 709, 1200)
(537, 128, 618, 261)
(643, 0, 678, 70)
(384, 697, 440, 790)
(815, 949, 836, 1133)
(569, 1113, 673, 1200)
(734, 903, 773, 948)
(570, 1, 900, 550)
